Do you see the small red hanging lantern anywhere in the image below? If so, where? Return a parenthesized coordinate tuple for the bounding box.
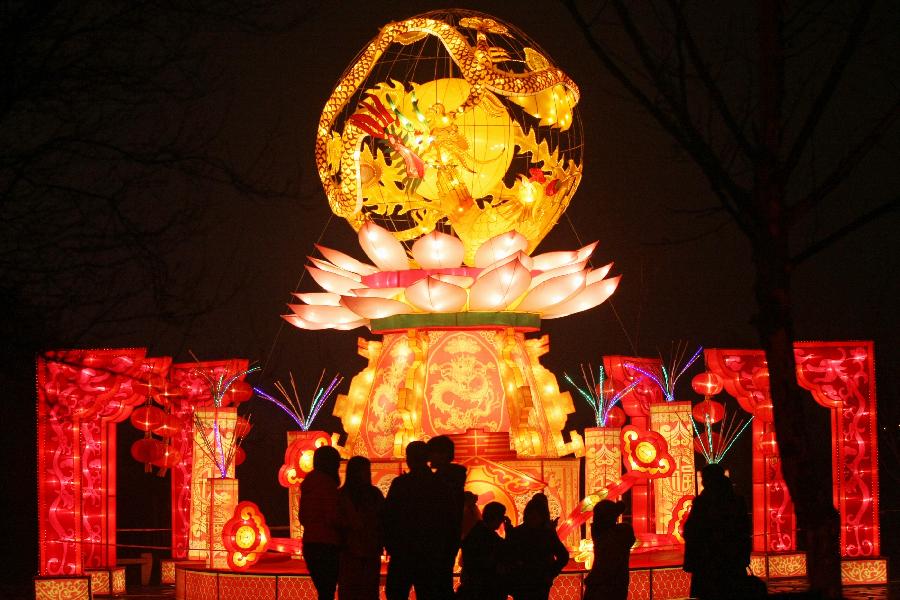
(130, 405, 167, 432)
(151, 444, 182, 469)
(131, 438, 164, 465)
(234, 416, 253, 439)
(691, 372, 723, 396)
(152, 381, 186, 407)
(225, 381, 254, 405)
(234, 446, 247, 466)
(604, 406, 626, 428)
(691, 400, 725, 424)
(152, 414, 182, 438)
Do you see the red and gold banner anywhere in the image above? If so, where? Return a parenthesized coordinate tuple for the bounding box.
(189, 407, 237, 561)
(584, 427, 621, 495)
(208, 478, 239, 568)
(650, 402, 695, 534)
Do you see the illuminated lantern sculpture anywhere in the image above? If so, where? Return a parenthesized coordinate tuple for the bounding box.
(222, 502, 271, 571)
(287, 11, 618, 462)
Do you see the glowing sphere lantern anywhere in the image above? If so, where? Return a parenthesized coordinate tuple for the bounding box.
(692, 400, 725, 424)
(152, 414, 182, 438)
(131, 438, 164, 465)
(130, 405, 166, 432)
(225, 381, 254, 405)
(691, 372, 723, 396)
(316, 10, 583, 261)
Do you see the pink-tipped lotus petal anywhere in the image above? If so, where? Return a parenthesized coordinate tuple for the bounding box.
(411, 230, 465, 269)
(433, 274, 475, 288)
(474, 231, 529, 268)
(307, 266, 360, 294)
(359, 221, 409, 271)
(405, 276, 468, 313)
(349, 287, 405, 299)
(469, 258, 532, 311)
(308, 257, 362, 282)
(478, 251, 533, 279)
(529, 259, 587, 288)
(532, 242, 597, 271)
(293, 292, 342, 306)
(282, 314, 313, 329)
(315, 244, 379, 276)
(586, 262, 614, 285)
(516, 270, 587, 312)
(340, 296, 410, 319)
(542, 275, 621, 319)
(333, 319, 368, 331)
(289, 304, 362, 325)
(576, 241, 599, 262)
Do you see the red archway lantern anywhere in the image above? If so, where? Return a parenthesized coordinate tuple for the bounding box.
(130, 405, 166, 432)
(691, 372, 723, 396)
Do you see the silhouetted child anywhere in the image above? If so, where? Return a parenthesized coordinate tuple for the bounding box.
(382, 440, 449, 600)
(337, 456, 384, 600)
(683, 463, 752, 599)
(457, 501, 509, 600)
(299, 445, 342, 599)
(503, 493, 569, 600)
(583, 500, 635, 600)
(427, 435, 468, 599)
(461, 491, 482, 540)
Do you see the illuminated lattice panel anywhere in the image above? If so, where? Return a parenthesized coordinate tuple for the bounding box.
(161, 559, 176, 585)
(86, 566, 126, 595)
(34, 576, 92, 600)
(841, 559, 888, 585)
(649, 402, 695, 534)
(549, 572, 584, 600)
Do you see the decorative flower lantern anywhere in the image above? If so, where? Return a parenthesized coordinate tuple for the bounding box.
(285, 10, 620, 459)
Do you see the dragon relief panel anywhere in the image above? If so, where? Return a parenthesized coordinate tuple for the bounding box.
(423, 331, 507, 436)
(361, 334, 414, 457)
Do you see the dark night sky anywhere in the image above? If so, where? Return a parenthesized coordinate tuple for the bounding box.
(5, 0, 899, 585)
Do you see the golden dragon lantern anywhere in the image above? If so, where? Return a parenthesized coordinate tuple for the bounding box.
(287, 10, 619, 460)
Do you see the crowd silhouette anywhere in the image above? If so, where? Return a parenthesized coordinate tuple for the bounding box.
(299, 442, 758, 600)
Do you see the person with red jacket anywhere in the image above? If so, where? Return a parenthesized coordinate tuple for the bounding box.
(300, 445, 342, 599)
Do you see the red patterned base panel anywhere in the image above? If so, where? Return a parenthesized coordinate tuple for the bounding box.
(86, 567, 127, 596)
(174, 560, 692, 600)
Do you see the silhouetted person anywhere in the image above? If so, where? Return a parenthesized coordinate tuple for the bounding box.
(337, 456, 384, 600)
(461, 491, 482, 540)
(456, 502, 509, 600)
(683, 463, 752, 599)
(427, 435, 468, 599)
(583, 500, 635, 600)
(503, 493, 569, 600)
(382, 440, 448, 600)
(300, 445, 342, 599)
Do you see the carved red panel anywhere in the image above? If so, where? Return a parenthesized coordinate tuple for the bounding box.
(794, 341, 879, 557)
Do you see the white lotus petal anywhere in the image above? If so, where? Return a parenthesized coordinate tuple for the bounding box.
(349, 287, 405, 299)
(532, 241, 598, 271)
(469, 259, 532, 310)
(359, 221, 409, 270)
(341, 296, 410, 319)
(474, 231, 529, 268)
(307, 266, 360, 294)
(586, 262, 614, 285)
(529, 260, 587, 288)
(479, 251, 533, 278)
(333, 319, 368, 331)
(411, 230, 465, 269)
(289, 304, 362, 325)
(308, 257, 362, 282)
(433, 274, 475, 288)
(292, 292, 342, 306)
(405, 276, 468, 313)
(517, 270, 587, 312)
(542, 275, 621, 318)
(315, 244, 379, 276)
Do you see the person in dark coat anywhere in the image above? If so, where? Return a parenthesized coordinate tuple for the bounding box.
(299, 445, 342, 599)
(583, 500, 635, 600)
(427, 435, 468, 599)
(683, 463, 752, 599)
(337, 456, 384, 600)
(456, 501, 509, 600)
(503, 493, 569, 600)
(382, 440, 449, 600)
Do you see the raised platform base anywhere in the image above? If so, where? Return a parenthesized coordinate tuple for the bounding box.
(749, 553, 887, 585)
(86, 567, 126, 596)
(34, 575, 92, 600)
(175, 552, 692, 600)
(161, 559, 176, 585)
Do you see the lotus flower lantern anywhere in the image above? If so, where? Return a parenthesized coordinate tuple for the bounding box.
(285, 10, 620, 459)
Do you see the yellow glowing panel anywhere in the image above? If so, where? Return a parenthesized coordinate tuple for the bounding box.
(34, 577, 91, 600)
(650, 402, 695, 534)
(841, 558, 887, 585)
(188, 408, 237, 561)
(208, 478, 239, 569)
